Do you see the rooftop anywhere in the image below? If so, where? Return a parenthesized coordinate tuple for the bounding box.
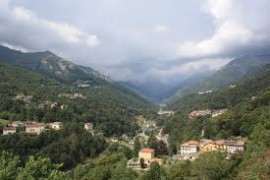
(182, 140, 199, 147)
(26, 123, 45, 128)
(3, 127, 16, 130)
(139, 148, 155, 153)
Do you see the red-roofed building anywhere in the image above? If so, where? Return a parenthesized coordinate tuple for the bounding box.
(181, 141, 199, 154)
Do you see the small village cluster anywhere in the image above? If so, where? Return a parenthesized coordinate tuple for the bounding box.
(14, 93, 86, 110)
(175, 139, 245, 161)
(157, 109, 174, 117)
(188, 108, 228, 119)
(127, 138, 245, 170)
(2, 121, 95, 136)
(2, 121, 63, 135)
(198, 89, 213, 95)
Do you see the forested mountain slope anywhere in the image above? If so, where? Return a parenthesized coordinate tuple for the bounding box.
(168, 54, 270, 109)
(162, 62, 270, 179)
(0, 63, 154, 137)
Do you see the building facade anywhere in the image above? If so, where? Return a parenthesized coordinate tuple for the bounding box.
(3, 127, 17, 135)
(25, 123, 46, 135)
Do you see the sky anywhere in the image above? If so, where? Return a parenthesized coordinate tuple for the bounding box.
(0, 0, 269, 87)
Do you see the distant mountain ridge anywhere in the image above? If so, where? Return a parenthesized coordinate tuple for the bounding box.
(0, 45, 111, 86)
(167, 53, 270, 109)
(197, 54, 270, 91)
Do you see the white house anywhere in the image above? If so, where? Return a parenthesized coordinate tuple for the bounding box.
(25, 123, 46, 135)
(49, 122, 63, 130)
(181, 141, 199, 155)
(3, 127, 17, 135)
(225, 140, 245, 154)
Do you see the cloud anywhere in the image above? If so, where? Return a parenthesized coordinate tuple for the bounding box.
(0, 4, 100, 52)
(0, 0, 269, 93)
(87, 35, 100, 47)
(177, 0, 270, 58)
(154, 25, 171, 33)
(102, 57, 230, 85)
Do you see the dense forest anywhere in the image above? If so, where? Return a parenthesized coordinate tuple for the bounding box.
(0, 63, 155, 137)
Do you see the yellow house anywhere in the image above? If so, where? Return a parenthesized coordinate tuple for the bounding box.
(201, 143, 218, 153)
(138, 148, 163, 167)
(139, 148, 155, 159)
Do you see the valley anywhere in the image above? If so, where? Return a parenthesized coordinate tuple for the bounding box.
(0, 46, 269, 179)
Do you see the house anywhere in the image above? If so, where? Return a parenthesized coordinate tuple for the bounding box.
(229, 84, 236, 89)
(49, 122, 63, 130)
(37, 103, 45, 109)
(110, 137, 119, 143)
(14, 94, 33, 102)
(200, 141, 217, 153)
(157, 110, 174, 116)
(188, 109, 212, 119)
(84, 123, 94, 132)
(58, 93, 86, 99)
(139, 148, 155, 159)
(181, 141, 199, 155)
(3, 127, 17, 135)
(25, 123, 46, 135)
(10, 121, 25, 128)
(180, 141, 199, 160)
(198, 90, 213, 95)
(215, 140, 226, 150)
(224, 140, 245, 154)
(138, 148, 163, 167)
(50, 102, 58, 109)
(211, 109, 228, 118)
(121, 133, 129, 140)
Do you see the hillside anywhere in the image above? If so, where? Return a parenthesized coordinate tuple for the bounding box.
(168, 54, 270, 109)
(0, 45, 109, 85)
(162, 60, 270, 179)
(0, 62, 154, 137)
(164, 60, 270, 144)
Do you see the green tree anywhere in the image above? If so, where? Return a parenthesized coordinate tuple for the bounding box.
(237, 151, 270, 180)
(142, 162, 167, 180)
(133, 137, 141, 158)
(0, 151, 19, 180)
(111, 166, 138, 180)
(140, 158, 145, 169)
(192, 152, 232, 180)
(17, 156, 66, 180)
(168, 161, 192, 180)
(147, 133, 158, 151)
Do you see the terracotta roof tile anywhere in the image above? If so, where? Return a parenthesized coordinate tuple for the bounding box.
(139, 148, 155, 153)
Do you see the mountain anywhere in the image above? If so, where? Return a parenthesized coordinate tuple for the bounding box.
(0, 45, 111, 85)
(167, 54, 270, 109)
(194, 54, 270, 91)
(0, 46, 156, 137)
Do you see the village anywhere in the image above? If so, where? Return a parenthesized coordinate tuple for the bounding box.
(127, 138, 245, 170)
(1, 121, 97, 136)
(1, 105, 246, 171)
